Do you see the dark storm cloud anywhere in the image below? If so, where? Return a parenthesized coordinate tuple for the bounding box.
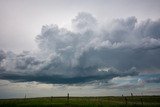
(0, 12, 160, 84)
(0, 66, 138, 84)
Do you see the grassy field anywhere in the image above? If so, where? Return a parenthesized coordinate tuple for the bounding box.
(0, 96, 160, 107)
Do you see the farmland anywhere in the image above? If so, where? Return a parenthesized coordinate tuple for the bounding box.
(0, 96, 160, 107)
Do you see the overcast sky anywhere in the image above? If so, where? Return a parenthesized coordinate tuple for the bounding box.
(0, 0, 160, 98)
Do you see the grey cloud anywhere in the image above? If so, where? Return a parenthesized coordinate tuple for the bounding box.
(108, 82, 144, 90)
(0, 50, 6, 62)
(0, 51, 43, 74)
(106, 16, 137, 43)
(96, 73, 160, 90)
(15, 56, 41, 70)
(0, 12, 160, 84)
(0, 50, 6, 71)
(145, 77, 160, 83)
(72, 12, 97, 32)
(140, 73, 160, 83)
(136, 19, 160, 39)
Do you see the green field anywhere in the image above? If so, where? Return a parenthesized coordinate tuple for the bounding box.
(0, 96, 160, 107)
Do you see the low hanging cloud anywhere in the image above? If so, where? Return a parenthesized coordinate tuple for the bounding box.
(0, 12, 160, 84)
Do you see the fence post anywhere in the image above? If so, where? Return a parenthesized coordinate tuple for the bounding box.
(140, 98, 143, 107)
(25, 93, 26, 99)
(67, 93, 69, 104)
(125, 97, 127, 106)
(51, 96, 53, 102)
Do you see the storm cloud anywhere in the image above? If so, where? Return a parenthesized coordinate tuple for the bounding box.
(0, 12, 160, 84)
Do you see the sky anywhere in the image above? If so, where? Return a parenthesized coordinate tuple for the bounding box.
(0, 0, 160, 99)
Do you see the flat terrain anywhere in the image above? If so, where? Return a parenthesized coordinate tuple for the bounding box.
(0, 96, 160, 107)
